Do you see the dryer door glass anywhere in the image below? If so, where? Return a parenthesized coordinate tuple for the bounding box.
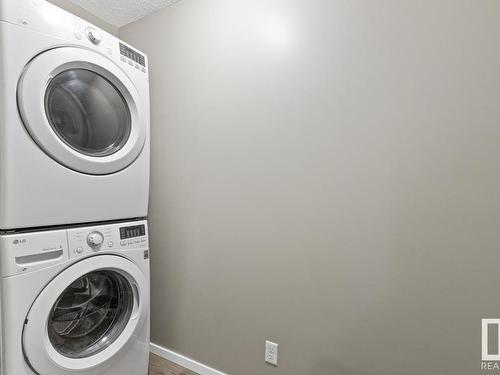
(47, 270, 134, 358)
(45, 69, 131, 157)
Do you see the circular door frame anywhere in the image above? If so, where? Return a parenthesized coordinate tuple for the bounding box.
(17, 47, 146, 175)
(23, 255, 149, 375)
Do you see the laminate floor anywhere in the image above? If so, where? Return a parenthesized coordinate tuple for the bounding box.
(149, 353, 199, 375)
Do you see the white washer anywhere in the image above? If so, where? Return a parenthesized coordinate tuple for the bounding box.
(0, 0, 150, 230)
(0, 219, 150, 375)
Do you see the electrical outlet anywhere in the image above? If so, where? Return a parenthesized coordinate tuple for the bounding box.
(265, 340, 278, 366)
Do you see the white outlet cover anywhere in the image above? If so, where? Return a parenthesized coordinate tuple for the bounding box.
(265, 340, 278, 366)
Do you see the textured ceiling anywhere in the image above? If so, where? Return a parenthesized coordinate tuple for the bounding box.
(68, 0, 181, 27)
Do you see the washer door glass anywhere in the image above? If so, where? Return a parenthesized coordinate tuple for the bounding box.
(45, 69, 131, 157)
(48, 270, 134, 358)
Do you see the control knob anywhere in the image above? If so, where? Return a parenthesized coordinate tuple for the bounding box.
(87, 231, 104, 248)
(86, 27, 102, 45)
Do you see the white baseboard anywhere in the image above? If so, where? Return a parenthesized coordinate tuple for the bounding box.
(150, 342, 228, 375)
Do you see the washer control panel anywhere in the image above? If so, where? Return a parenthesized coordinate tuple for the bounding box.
(0, 220, 148, 276)
(68, 220, 148, 259)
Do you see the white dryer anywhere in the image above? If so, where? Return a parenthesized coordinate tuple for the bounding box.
(0, 0, 150, 229)
(0, 219, 150, 375)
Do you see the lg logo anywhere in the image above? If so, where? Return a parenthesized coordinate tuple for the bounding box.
(12, 239, 26, 245)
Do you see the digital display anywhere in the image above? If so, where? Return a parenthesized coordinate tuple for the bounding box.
(120, 224, 146, 239)
(119, 43, 146, 67)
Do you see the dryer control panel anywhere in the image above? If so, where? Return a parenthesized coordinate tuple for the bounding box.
(0, 0, 148, 76)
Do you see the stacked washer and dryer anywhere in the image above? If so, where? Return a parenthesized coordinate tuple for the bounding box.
(0, 0, 151, 374)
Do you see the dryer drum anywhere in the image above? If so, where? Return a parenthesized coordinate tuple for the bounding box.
(47, 270, 134, 358)
(44, 68, 132, 157)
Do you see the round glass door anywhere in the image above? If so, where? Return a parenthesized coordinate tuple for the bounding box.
(17, 47, 147, 174)
(47, 270, 134, 359)
(45, 69, 131, 157)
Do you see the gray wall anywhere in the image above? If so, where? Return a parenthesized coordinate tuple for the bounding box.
(120, 1, 500, 374)
(47, 0, 118, 35)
